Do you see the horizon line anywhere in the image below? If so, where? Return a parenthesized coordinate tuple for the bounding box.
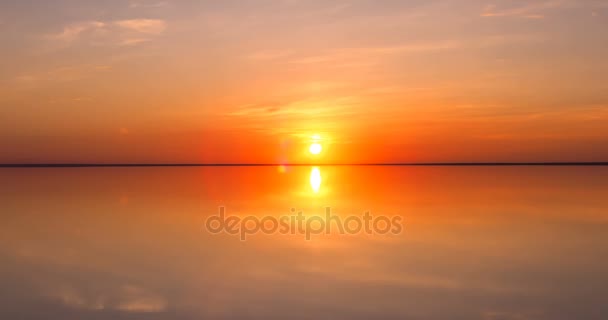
(1, 162, 608, 168)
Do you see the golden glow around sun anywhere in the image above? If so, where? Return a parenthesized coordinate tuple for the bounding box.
(309, 143, 322, 155)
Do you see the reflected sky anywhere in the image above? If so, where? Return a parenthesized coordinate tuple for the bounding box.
(1, 166, 607, 319)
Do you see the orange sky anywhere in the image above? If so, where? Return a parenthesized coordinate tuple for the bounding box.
(1, 0, 607, 163)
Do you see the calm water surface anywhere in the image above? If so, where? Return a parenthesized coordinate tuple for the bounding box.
(1, 166, 607, 319)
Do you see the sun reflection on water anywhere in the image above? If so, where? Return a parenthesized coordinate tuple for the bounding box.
(310, 167, 322, 193)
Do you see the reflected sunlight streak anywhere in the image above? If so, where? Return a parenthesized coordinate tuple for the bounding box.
(310, 167, 322, 193)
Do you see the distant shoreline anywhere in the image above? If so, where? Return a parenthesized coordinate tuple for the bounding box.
(1, 162, 607, 168)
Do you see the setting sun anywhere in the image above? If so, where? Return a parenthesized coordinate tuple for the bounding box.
(309, 143, 322, 155)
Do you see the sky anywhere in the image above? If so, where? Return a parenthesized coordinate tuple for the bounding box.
(1, 0, 607, 164)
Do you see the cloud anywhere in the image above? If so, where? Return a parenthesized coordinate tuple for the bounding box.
(46, 284, 167, 313)
(480, 1, 565, 19)
(283, 40, 461, 66)
(114, 19, 167, 35)
(49, 19, 166, 46)
(14, 64, 111, 85)
(228, 97, 360, 117)
(276, 33, 533, 67)
(345, 41, 462, 55)
(114, 285, 167, 313)
(129, 1, 170, 9)
(480, 0, 608, 19)
(51, 21, 107, 42)
(246, 50, 294, 61)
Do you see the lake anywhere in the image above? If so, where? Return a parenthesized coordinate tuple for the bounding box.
(1, 166, 607, 319)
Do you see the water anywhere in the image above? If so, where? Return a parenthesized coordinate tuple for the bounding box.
(1, 166, 607, 319)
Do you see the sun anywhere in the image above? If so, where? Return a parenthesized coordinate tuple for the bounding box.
(309, 142, 322, 155)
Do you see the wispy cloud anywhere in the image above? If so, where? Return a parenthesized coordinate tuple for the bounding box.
(114, 285, 167, 313)
(245, 50, 294, 61)
(228, 96, 361, 118)
(14, 64, 111, 85)
(114, 19, 167, 35)
(282, 40, 461, 66)
(51, 21, 107, 42)
(263, 33, 537, 67)
(129, 1, 169, 9)
(481, 1, 567, 19)
(46, 284, 167, 313)
(49, 19, 166, 46)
